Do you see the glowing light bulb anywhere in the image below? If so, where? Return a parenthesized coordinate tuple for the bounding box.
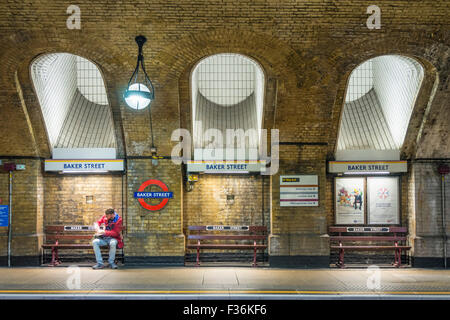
(124, 83, 152, 109)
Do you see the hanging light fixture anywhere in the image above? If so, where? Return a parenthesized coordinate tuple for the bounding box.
(124, 35, 157, 155)
(124, 35, 155, 110)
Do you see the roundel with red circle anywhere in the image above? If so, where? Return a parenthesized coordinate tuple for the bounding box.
(134, 179, 173, 211)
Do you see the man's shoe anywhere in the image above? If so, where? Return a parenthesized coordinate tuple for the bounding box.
(92, 263, 105, 269)
(109, 263, 118, 269)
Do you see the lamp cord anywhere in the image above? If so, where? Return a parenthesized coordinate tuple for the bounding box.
(140, 49, 155, 150)
(127, 35, 156, 151)
(148, 105, 155, 149)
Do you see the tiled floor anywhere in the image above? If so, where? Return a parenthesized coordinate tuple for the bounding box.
(1, 266, 450, 298)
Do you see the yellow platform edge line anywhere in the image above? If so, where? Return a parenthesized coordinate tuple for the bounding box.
(1, 290, 450, 295)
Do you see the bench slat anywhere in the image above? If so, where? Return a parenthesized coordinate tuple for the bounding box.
(330, 236, 407, 241)
(45, 225, 127, 232)
(45, 226, 66, 232)
(329, 226, 407, 233)
(42, 244, 121, 249)
(186, 244, 267, 249)
(188, 235, 266, 240)
(42, 244, 94, 249)
(331, 246, 411, 250)
(46, 235, 94, 241)
(188, 226, 267, 232)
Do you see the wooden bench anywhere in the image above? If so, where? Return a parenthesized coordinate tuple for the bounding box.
(42, 225, 124, 266)
(329, 226, 411, 268)
(186, 225, 268, 267)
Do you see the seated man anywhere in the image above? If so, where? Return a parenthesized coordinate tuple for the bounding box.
(92, 208, 124, 269)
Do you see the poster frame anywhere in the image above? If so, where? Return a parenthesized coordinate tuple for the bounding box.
(334, 176, 366, 225)
(367, 176, 401, 225)
(333, 175, 402, 226)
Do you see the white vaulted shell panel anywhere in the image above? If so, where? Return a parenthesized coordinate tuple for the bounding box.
(31, 53, 77, 147)
(372, 55, 424, 148)
(338, 89, 396, 150)
(31, 53, 116, 152)
(55, 90, 115, 148)
(338, 55, 424, 158)
(194, 93, 258, 149)
(192, 53, 265, 160)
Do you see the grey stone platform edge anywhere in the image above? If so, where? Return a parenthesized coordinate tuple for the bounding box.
(1, 267, 450, 300)
(3, 255, 449, 268)
(2, 293, 450, 300)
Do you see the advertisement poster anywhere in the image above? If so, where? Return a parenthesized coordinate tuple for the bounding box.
(367, 177, 399, 224)
(335, 178, 365, 224)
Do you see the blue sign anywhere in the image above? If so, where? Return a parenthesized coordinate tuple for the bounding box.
(134, 192, 173, 199)
(0, 205, 9, 227)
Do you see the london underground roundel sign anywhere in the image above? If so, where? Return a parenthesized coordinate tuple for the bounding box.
(134, 179, 173, 211)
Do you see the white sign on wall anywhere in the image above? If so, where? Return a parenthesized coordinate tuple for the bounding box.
(280, 175, 318, 207)
(44, 159, 124, 172)
(367, 177, 400, 224)
(335, 177, 365, 224)
(186, 161, 264, 173)
(206, 225, 249, 231)
(328, 161, 407, 173)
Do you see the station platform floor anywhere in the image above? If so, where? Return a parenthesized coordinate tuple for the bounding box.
(2, 265, 450, 299)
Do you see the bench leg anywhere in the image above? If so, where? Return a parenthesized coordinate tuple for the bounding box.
(394, 248, 402, 268)
(196, 242, 200, 267)
(50, 247, 61, 266)
(337, 249, 345, 268)
(252, 242, 257, 267)
(51, 247, 56, 266)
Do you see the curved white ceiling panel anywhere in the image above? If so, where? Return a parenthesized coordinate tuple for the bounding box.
(192, 53, 264, 159)
(31, 53, 115, 151)
(338, 55, 424, 157)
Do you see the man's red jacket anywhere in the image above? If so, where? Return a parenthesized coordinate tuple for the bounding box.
(97, 212, 124, 248)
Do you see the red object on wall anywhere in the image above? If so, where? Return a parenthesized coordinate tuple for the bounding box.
(438, 164, 450, 175)
(137, 179, 170, 211)
(3, 163, 16, 171)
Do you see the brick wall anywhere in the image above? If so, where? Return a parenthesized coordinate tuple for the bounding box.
(0, 167, 9, 258)
(183, 174, 270, 260)
(124, 159, 184, 264)
(269, 145, 330, 267)
(0, 158, 43, 266)
(410, 161, 450, 267)
(43, 174, 124, 226)
(0, 0, 448, 267)
(183, 175, 270, 228)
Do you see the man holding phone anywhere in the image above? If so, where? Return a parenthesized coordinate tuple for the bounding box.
(92, 208, 124, 269)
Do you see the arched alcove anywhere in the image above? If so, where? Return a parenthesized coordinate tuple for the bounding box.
(191, 53, 265, 160)
(31, 53, 116, 155)
(337, 55, 424, 160)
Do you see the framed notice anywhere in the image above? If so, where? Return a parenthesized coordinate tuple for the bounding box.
(0, 205, 8, 227)
(367, 177, 400, 224)
(335, 177, 365, 224)
(280, 175, 318, 207)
